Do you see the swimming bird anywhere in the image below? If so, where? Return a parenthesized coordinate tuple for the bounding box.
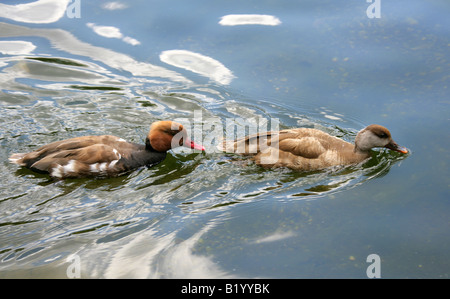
(9, 120, 205, 179)
(218, 124, 408, 171)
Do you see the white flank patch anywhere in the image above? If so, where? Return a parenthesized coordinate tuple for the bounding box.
(51, 164, 63, 178)
(99, 162, 108, 172)
(109, 160, 119, 168)
(90, 163, 100, 173)
(63, 160, 77, 174)
(112, 148, 122, 159)
(116, 138, 126, 142)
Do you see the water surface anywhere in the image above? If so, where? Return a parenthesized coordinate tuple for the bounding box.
(0, 0, 449, 278)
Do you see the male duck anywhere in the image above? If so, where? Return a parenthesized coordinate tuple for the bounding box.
(218, 124, 408, 171)
(9, 120, 205, 179)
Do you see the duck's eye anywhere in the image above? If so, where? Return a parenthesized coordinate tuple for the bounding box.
(166, 130, 179, 136)
(378, 133, 388, 138)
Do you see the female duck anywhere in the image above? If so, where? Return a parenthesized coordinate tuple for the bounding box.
(218, 124, 408, 171)
(9, 120, 205, 179)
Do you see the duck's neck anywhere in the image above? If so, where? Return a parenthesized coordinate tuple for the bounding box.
(119, 139, 166, 170)
(353, 144, 371, 158)
(145, 137, 157, 152)
(354, 130, 377, 153)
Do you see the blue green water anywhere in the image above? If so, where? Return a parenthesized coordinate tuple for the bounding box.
(0, 0, 448, 278)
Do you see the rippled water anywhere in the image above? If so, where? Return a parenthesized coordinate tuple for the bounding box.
(0, 0, 449, 278)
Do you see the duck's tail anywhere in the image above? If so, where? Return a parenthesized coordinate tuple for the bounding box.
(9, 153, 27, 166)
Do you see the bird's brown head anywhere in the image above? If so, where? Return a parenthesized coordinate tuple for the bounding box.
(355, 124, 408, 154)
(147, 121, 205, 152)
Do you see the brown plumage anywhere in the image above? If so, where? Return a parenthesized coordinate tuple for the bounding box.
(218, 124, 408, 171)
(9, 121, 205, 179)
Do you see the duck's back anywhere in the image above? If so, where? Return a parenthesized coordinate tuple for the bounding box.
(10, 135, 166, 178)
(221, 128, 369, 171)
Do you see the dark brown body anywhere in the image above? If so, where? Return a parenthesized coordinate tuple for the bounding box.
(9, 121, 204, 179)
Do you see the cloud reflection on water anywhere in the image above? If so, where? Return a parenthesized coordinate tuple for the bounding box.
(86, 23, 141, 46)
(219, 14, 281, 26)
(0, 41, 36, 55)
(0, 22, 191, 84)
(90, 218, 235, 278)
(160, 50, 235, 85)
(0, 2, 234, 86)
(0, 0, 70, 24)
(102, 1, 128, 11)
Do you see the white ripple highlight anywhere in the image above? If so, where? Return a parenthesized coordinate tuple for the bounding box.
(219, 14, 281, 26)
(160, 50, 235, 85)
